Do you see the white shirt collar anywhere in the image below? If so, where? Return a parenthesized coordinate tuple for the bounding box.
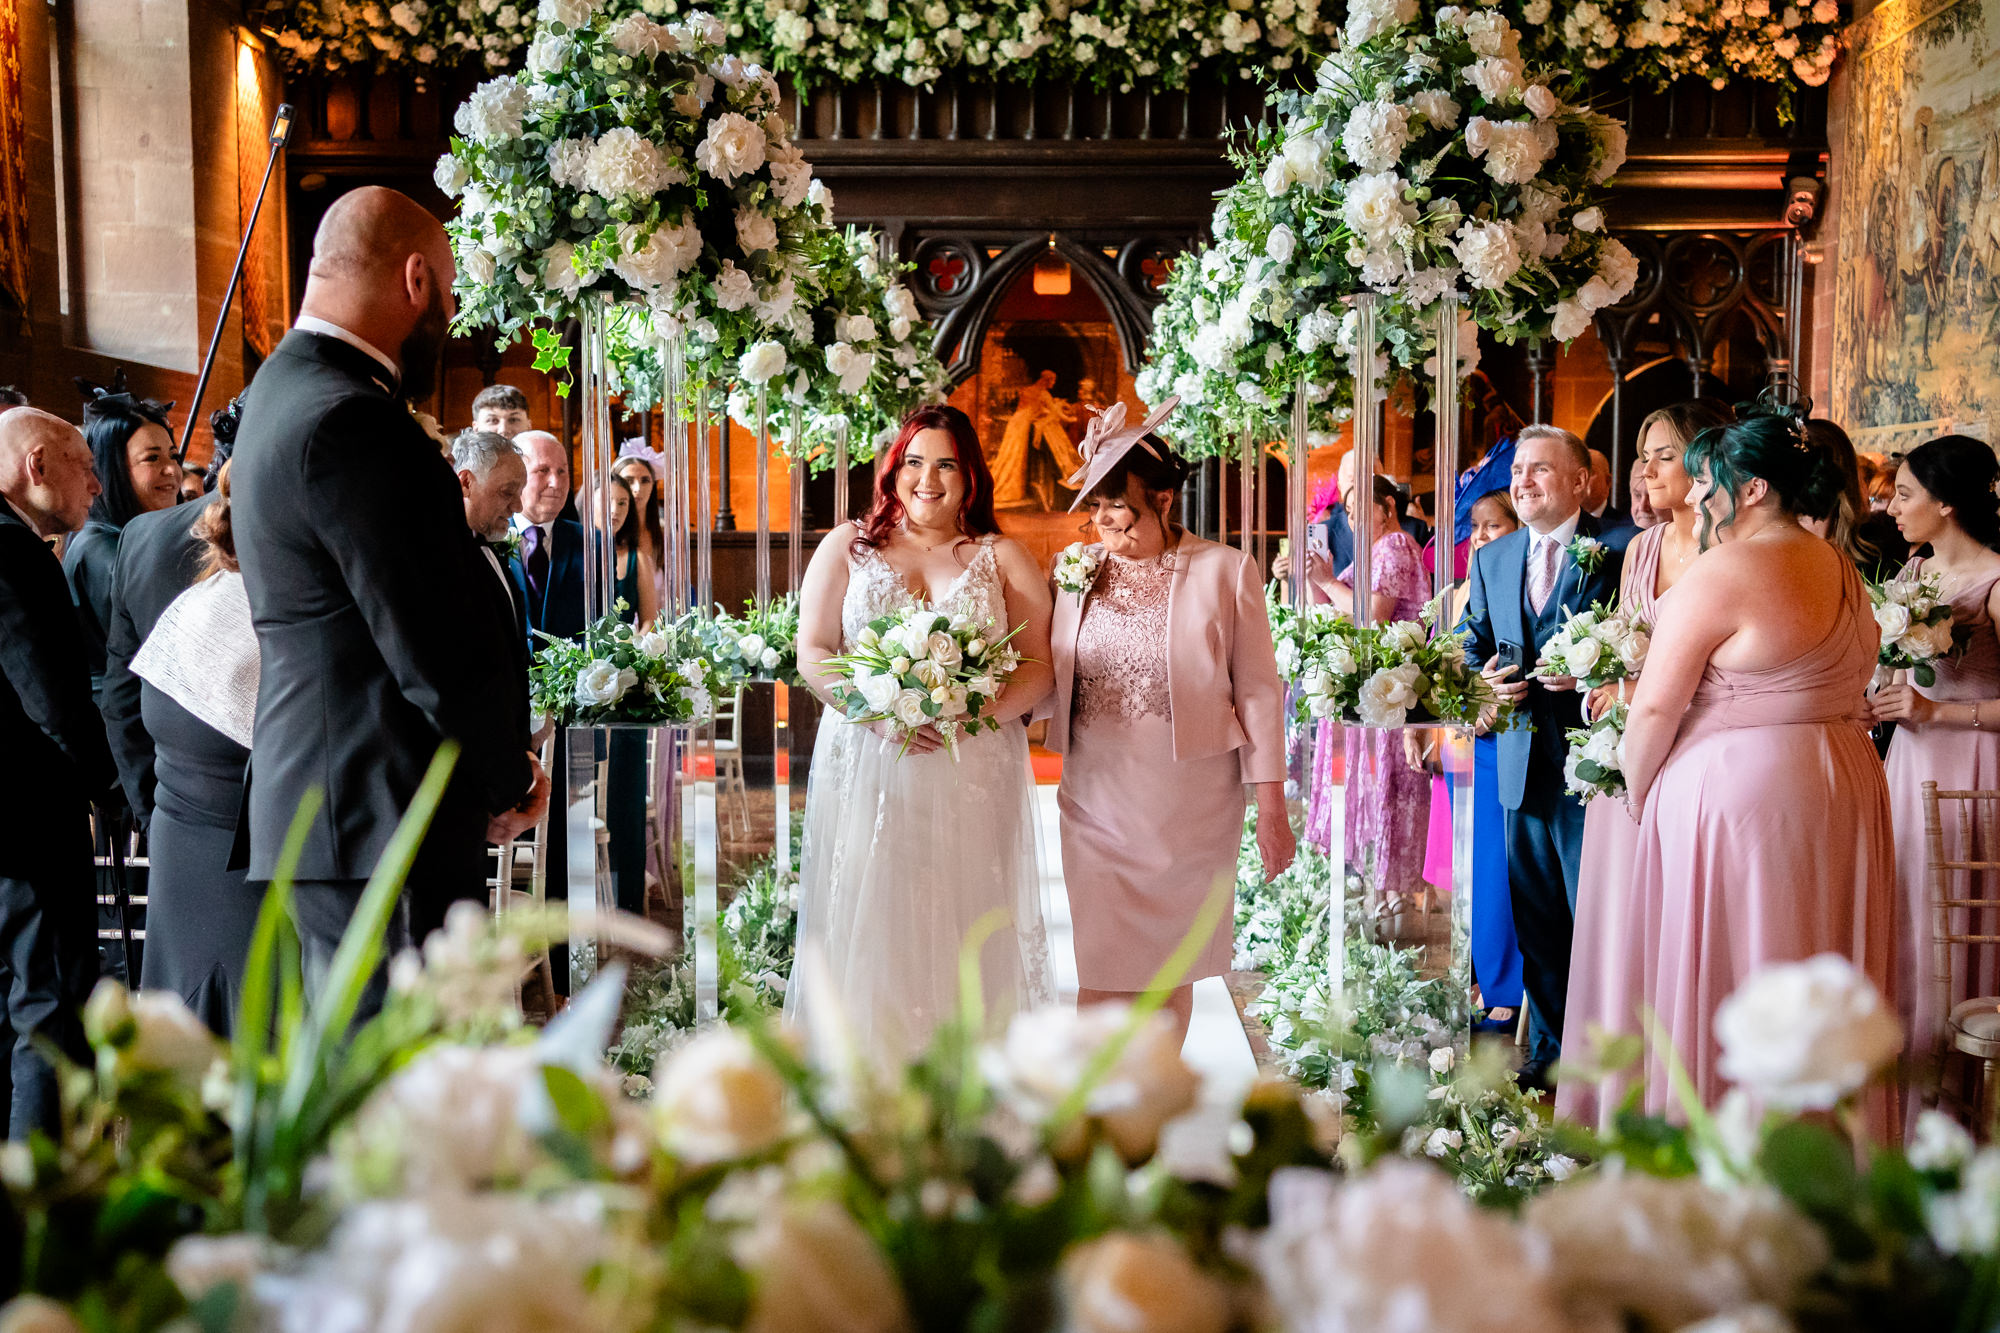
(1528, 511, 1581, 549)
(2, 494, 38, 533)
(293, 315, 400, 386)
(511, 513, 556, 544)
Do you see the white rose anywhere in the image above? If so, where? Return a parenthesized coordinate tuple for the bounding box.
(84, 981, 219, 1085)
(911, 659, 948, 690)
(1550, 297, 1592, 341)
(857, 672, 899, 713)
(634, 628, 673, 658)
(1908, 1108, 1977, 1172)
(736, 207, 779, 254)
(759, 647, 782, 671)
(1907, 618, 1956, 660)
(1265, 222, 1298, 265)
(924, 631, 963, 669)
(1423, 1126, 1463, 1157)
(1407, 89, 1460, 130)
(612, 217, 702, 292)
(573, 659, 636, 707)
(696, 112, 769, 186)
(740, 340, 788, 385)
(432, 153, 468, 197)
(1462, 55, 1525, 103)
(1341, 170, 1418, 247)
(1565, 636, 1604, 677)
(1355, 662, 1424, 727)
(460, 247, 497, 287)
(654, 1026, 788, 1163)
(841, 313, 878, 343)
(1382, 620, 1428, 654)
(1580, 723, 1622, 772)
(1523, 84, 1560, 118)
(1714, 954, 1904, 1110)
(713, 259, 757, 311)
(524, 31, 573, 75)
(1873, 602, 1912, 642)
(1928, 1147, 2000, 1254)
(736, 1201, 911, 1333)
(892, 688, 931, 729)
(1059, 1233, 1230, 1333)
(1618, 630, 1650, 671)
(608, 11, 674, 58)
(1573, 206, 1605, 233)
(984, 1005, 1200, 1165)
(826, 343, 876, 395)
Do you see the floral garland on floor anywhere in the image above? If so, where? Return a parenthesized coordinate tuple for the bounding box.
(1138, 0, 1636, 460)
(253, 0, 1842, 112)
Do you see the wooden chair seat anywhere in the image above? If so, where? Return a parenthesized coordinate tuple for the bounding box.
(1951, 997, 2000, 1055)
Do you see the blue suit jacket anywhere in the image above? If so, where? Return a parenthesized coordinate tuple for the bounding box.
(510, 518, 587, 646)
(1461, 513, 1629, 810)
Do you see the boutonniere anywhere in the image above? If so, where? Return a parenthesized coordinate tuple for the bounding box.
(491, 531, 523, 563)
(1053, 542, 1104, 598)
(411, 407, 453, 453)
(1566, 535, 1607, 574)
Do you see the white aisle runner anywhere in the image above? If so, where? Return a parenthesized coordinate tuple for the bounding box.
(1031, 786, 1259, 1104)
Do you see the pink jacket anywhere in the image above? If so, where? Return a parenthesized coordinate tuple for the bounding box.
(1042, 533, 1286, 785)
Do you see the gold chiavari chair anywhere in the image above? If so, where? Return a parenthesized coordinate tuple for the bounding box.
(1923, 781, 2000, 1132)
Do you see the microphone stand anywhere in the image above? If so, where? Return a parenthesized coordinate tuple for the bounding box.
(177, 102, 295, 463)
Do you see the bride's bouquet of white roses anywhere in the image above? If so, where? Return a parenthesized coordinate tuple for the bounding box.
(822, 606, 1023, 758)
(1563, 698, 1629, 800)
(1532, 599, 1650, 690)
(531, 608, 715, 726)
(1294, 611, 1511, 729)
(1871, 571, 1959, 687)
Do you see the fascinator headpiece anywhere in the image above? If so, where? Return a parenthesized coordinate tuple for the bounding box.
(1064, 396, 1179, 512)
(75, 370, 175, 431)
(616, 439, 668, 477)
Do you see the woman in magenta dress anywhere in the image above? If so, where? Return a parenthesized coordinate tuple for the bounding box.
(1620, 414, 1896, 1120)
(1289, 475, 1432, 924)
(1559, 401, 1730, 1128)
(1868, 435, 2000, 1116)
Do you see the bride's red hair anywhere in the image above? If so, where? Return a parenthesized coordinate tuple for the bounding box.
(854, 404, 1001, 550)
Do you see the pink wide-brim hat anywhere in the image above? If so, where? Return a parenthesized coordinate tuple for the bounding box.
(1064, 397, 1180, 512)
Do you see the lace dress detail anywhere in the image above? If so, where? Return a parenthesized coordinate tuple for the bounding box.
(1074, 553, 1174, 728)
(788, 532, 1055, 1063)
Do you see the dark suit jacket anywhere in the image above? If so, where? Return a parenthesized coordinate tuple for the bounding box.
(102, 496, 252, 831)
(232, 330, 531, 886)
(511, 517, 587, 646)
(0, 506, 120, 875)
(1462, 512, 1628, 811)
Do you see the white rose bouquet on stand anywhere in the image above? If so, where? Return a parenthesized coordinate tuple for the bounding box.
(530, 610, 715, 726)
(440, 2, 834, 382)
(688, 594, 803, 687)
(1532, 599, 1651, 690)
(822, 606, 1024, 758)
(1294, 613, 1510, 729)
(1870, 571, 1959, 687)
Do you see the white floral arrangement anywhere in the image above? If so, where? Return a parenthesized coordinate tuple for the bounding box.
(1532, 599, 1650, 689)
(438, 2, 835, 385)
(529, 608, 715, 724)
(1562, 698, 1629, 800)
(1266, 587, 1347, 681)
(1052, 542, 1104, 598)
(1515, 0, 1843, 123)
(822, 605, 1023, 757)
(704, 226, 950, 471)
(1294, 612, 1510, 729)
(684, 593, 801, 687)
(1138, 0, 1637, 457)
(255, 0, 535, 78)
(1870, 570, 1959, 687)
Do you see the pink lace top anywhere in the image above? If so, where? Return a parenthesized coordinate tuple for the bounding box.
(1074, 550, 1175, 728)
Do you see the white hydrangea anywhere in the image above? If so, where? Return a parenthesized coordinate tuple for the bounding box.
(582, 127, 682, 200)
(545, 137, 594, 189)
(1453, 218, 1522, 290)
(1407, 89, 1461, 130)
(1343, 99, 1412, 174)
(712, 259, 756, 311)
(453, 77, 529, 145)
(1297, 307, 1343, 354)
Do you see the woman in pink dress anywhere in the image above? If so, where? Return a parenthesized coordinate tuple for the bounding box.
(1620, 414, 1896, 1119)
(1868, 435, 2000, 1118)
(1288, 476, 1432, 929)
(1559, 401, 1730, 1128)
(1046, 402, 1295, 1038)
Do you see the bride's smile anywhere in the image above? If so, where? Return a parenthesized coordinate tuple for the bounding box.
(896, 429, 968, 532)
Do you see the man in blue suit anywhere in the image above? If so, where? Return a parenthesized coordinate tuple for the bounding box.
(1462, 425, 1632, 1093)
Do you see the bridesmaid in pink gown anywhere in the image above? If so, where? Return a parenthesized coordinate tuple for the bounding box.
(1867, 436, 2000, 1119)
(1620, 415, 1896, 1120)
(1559, 401, 1730, 1128)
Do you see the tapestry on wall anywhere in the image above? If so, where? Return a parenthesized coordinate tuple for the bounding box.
(1834, 0, 2000, 452)
(0, 0, 29, 312)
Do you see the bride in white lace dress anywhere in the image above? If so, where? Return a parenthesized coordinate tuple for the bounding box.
(788, 406, 1058, 1061)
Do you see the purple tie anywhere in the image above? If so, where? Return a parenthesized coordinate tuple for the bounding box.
(1528, 536, 1560, 615)
(522, 524, 548, 602)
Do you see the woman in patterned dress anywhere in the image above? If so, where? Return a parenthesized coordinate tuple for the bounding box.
(1045, 402, 1294, 1037)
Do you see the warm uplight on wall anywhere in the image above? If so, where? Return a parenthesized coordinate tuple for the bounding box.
(1032, 237, 1070, 296)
